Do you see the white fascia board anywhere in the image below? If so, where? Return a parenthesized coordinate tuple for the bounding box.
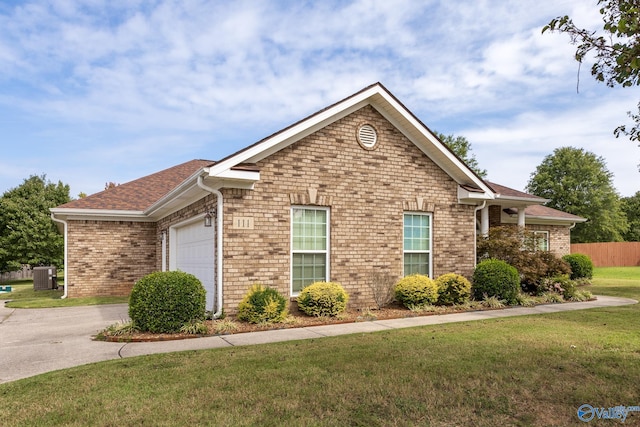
(216, 179, 256, 190)
(215, 169, 260, 181)
(206, 87, 382, 177)
(528, 214, 587, 223)
(369, 92, 493, 195)
(494, 195, 550, 205)
(206, 83, 491, 198)
(502, 215, 587, 226)
(457, 186, 494, 203)
(49, 208, 151, 222)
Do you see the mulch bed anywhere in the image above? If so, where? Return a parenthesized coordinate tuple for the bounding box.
(98, 302, 511, 342)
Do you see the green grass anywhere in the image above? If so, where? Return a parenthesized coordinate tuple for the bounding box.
(1, 268, 639, 426)
(0, 280, 128, 308)
(594, 266, 640, 281)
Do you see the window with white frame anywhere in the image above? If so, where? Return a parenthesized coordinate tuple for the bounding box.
(403, 213, 432, 276)
(291, 207, 329, 294)
(534, 231, 549, 252)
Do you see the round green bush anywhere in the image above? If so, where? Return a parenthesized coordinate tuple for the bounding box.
(562, 253, 594, 280)
(472, 259, 520, 304)
(237, 284, 288, 324)
(297, 282, 349, 317)
(129, 271, 206, 333)
(394, 274, 439, 308)
(435, 273, 471, 305)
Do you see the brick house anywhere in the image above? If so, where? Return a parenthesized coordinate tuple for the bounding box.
(50, 83, 585, 314)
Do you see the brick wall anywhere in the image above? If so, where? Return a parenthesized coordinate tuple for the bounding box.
(66, 220, 157, 297)
(219, 105, 476, 310)
(527, 224, 571, 256)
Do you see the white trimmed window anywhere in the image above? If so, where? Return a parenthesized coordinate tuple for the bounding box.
(403, 213, 432, 277)
(534, 231, 549, 252)
(291, 207, 329, 294)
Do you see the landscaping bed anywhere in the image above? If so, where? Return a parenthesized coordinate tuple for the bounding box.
(97, 296, 594, 342)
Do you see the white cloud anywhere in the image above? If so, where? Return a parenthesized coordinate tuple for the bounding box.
(464, 91, 640, 196)
(0, 0, 637, 198)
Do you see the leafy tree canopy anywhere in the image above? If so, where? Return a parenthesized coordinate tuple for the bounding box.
(543, 0, 640, 147)
(621, 191, 640, 241)
(526, 147, 628, 243)
(0, 175, 70, 272)
(436, 132, 487, 178)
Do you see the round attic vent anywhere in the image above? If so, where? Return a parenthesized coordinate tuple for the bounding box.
(357, 124, 378, 150)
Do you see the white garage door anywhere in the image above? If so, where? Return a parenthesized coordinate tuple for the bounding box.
(173, 219, 215, 310)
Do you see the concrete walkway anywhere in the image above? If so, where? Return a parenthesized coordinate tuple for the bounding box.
(0, 295, 636, 384)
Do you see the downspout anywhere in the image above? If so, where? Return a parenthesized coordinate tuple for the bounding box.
(568, 223, 577, 253)
(473, 201, 487, 267)
(197, 175, 224, 319)
(50, 214, 68, 299)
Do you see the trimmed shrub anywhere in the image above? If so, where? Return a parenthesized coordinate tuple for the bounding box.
(472, 259, 520, 304)
(237, 284, 288, 324)
(562, 253, 594, 280)
(435, 273, 471, 305)
(129, 271, 206, 333)
(297, 282, 349, 317)
(394, 274, 439, 308)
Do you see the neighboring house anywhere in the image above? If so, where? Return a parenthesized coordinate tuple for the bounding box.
(50, 83, 585, 314)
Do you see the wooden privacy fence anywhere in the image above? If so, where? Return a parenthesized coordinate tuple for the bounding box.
(571, 242, 640, 267)
(0, 265, 33, 283)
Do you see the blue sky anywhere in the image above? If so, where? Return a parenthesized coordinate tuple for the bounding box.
(0, 0, 638, 198)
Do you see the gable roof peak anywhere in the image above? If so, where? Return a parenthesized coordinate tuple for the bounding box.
(207, 82, 493, 196)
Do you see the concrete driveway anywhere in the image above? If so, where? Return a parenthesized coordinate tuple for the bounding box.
(0, 303, 129, 383)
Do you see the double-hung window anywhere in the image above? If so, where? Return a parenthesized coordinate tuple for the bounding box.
(533, 231, 549, 252)
(291, 207, 329, 294)
(403, 213, 432, 277)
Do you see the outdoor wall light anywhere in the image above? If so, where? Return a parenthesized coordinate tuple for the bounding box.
(204, 211, 213, 227)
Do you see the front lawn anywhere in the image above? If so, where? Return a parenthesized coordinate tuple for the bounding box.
(0, 279, 128, 308)
(0, 268, 638, 426)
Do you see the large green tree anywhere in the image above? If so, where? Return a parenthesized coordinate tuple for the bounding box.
(543, 0, 640, 146)
(621, 191, 640, 241)
(526, 147, 628, 243)
(436, 132, 487, 178)
(0, 175, 70, 272)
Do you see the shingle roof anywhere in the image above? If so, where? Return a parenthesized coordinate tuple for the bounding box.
(485, 181, 547, 202)
(524, 204, 585, 221)
(57, 159, 214, 211)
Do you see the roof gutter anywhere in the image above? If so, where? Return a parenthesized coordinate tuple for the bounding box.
(196, 175, 224, 319)
(494, 194, 550, 204)
(48, 208, 149, 222)
(50, 213, 68, 299)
